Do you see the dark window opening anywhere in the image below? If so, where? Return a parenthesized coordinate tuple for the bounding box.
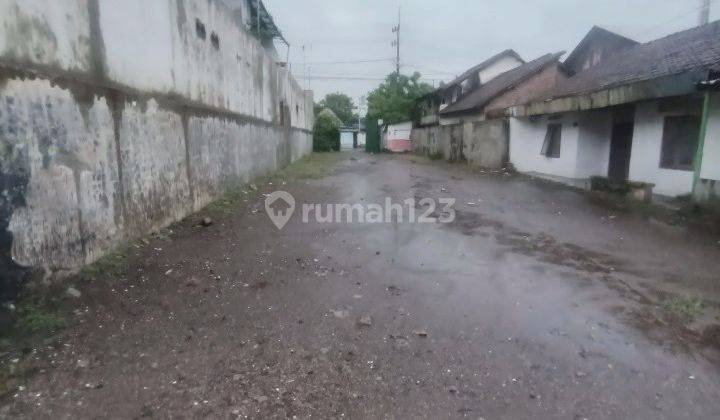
(541, 123, 562, 158)
(210, 32, 220, 50)
(660, 115, 700, 171)
(296, 104, 299, 116)
(279, 101, 285, 125)
(195, 19, 206, 40)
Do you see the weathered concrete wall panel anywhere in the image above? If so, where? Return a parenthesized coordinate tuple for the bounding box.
(0, 0, 92, 73)
(0, 1, 313, 284)
(2, 79, 119, 269)
(98, 0, 312, 130)
(412, 120, 508, 168)
(465, 120, 507, 168)
(117, 100, 191, 238)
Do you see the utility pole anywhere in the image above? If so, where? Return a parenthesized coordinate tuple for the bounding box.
(391, 6, 401, 75)
(699, 0, 711, 26)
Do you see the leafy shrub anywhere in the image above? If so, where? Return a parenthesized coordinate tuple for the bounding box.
(313, 109, 341, 152)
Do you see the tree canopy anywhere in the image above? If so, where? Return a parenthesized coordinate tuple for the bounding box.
(317, 93, 356, 126)
(366, 72, 433, 125)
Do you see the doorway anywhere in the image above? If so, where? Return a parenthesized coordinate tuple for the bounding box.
(608, 122, 634, 181)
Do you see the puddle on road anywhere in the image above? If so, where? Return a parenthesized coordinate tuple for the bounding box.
(441, 207, 720, 366)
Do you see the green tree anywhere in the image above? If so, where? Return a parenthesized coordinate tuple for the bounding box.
(318, 93, 356, 126)
(366, 72, 433, 125)
(313, 109, 342, 152)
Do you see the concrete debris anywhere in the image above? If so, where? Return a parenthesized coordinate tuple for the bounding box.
(331, 309, 350, 319)
(66, 286, 82, 299)
(76, 359, 89, 368)
(413, 329, 428, 337)
(358, 316, 373, 327)
(185, 276, 201, 287)
(201, 217, 213, 227)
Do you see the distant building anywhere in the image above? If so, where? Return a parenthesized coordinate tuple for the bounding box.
(439, 52, 567, 124)
(417, 50, 525, 127)
(383, 121, 413, 152)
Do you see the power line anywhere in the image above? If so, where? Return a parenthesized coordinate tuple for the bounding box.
(630, 0, 718, 38)
(295, 58, 395, 66)
(307, 75, 443, 82)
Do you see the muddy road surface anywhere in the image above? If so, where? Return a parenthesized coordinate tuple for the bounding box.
(3, 151, 720, 419)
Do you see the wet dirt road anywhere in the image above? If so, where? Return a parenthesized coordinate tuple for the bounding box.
(4, 151, 720, 418)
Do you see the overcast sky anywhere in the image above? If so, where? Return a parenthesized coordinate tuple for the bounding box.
(267, 0, 719, 111)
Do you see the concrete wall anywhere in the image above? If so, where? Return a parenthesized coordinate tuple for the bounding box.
(0, 0, 313, 283)
(411, 119, 507, 168)
(695, 92, 720, 203)
(629, 101, 694, 197)
(700, 93, 720, 181)
(509, 113, 584, 183)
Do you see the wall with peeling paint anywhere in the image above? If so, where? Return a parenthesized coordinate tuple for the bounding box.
(411, 120, 508, 169)
(0, 0, 313, 289)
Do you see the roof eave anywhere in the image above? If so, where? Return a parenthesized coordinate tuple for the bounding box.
(510, 70, 707, 117)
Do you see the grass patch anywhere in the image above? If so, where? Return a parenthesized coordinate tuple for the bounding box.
(428, 151, 443, 161)
(268, 152, 343, 182)
(80, 244, 131, 281)
(664, 295, 704, 322)
(17, 301, 66, 334)
(205, 152, 344, 217)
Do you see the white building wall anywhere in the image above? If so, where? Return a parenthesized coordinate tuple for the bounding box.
(479, 55, 523, 84)
(0, 0, 313, 273)
(575, 110, 612, 178)
(628, 101, 694, 196)
(0, 0, 92, 72)
(387, 121, 412, 140)
(509, 113, 582, 181)
(700, 92, 720, 181)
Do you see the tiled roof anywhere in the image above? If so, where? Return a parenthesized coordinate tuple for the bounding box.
(548, 20, 720, 99)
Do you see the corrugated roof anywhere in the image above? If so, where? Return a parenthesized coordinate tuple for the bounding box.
(547, 20, 720, 99)
(437, 49, 524, 92)
(440, 52, 564, 115)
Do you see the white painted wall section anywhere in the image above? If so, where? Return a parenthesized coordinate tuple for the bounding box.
(575, 110, 611, 178)
(387, 121, 412, 140)
(0, 0, 91, 72)
(628, 102, 694, 196)
(509, 113, 581, 180)
(479, 55, 523, 84)
(700, 92, 720, 181)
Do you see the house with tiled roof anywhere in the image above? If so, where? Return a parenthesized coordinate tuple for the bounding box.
(416, 50, 525, 127)
(507, 21, 720, 201)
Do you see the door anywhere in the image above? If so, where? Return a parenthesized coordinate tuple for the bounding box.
(608, 122, 634, 181)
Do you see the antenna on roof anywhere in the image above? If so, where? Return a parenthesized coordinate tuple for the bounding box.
(699, 0, 711, 26)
